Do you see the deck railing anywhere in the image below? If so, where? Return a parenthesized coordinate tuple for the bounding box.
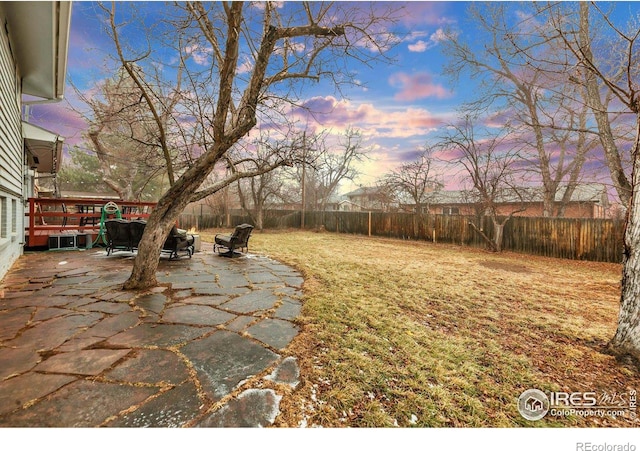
(26, 197, 156, 248)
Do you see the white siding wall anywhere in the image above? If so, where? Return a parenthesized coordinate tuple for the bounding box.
(0, 13, 24, 281)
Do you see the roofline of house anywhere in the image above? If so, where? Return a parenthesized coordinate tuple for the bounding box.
(2, 1, 72, 101)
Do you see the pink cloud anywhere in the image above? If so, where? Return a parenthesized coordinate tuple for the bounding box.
(389, 72, 452, 101)
(397, 2, 454, 27)
(288, 96, 445, 139)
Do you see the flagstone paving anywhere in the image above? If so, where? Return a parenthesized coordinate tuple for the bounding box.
(0, 246, 304, 427)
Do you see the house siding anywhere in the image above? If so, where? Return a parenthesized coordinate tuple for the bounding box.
(0, 12, 24, 280)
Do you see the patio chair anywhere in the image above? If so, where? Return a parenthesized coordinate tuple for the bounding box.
(214, 223, 254, 257)
(129, 219, 147, 251)
(104, 219, 133, 255)
(162, 225, 195, 259)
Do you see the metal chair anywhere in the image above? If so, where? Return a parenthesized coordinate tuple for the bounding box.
(104, 219, 133, 255)
(214, 224, 254, 257)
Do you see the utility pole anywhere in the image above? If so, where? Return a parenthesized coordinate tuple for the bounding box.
(301, 131, 306, 229)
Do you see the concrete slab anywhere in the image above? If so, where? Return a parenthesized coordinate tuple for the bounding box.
(0, 373, 76, 416)
(0, 379, 157, 427)
(196, 388, 281, 427)
(180, 295, 228, 306)
(0, 348, 41, 380)
(0, 307, 35, 340)
(192, 285, 251, 296)
(162, 304, 236, 326)
(34, 349, 130, 376)
(105, 349, 190, 385)
(247, 318, 299, 350)
(265, 356, 300, 388)
(32, 307, 73, 322)
(226, 315, 258, 332)
(105, 323, 212, 348)
(107, 382, 201, 427)
(245, 271, 284, 285)
(215, 272, 251, 289)
(76, 311, 140, 339)
(274, 300, 303, 321)
(134, 292, 169, 314)
(52, 275, 99, 286)
(222, 290, 279, 314)
(4, 312, 103, 351)
(76, 300, 131, 314)
(182, 330, 279, 402)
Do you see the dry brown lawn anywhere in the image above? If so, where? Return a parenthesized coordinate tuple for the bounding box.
(202, 229, 640, 427)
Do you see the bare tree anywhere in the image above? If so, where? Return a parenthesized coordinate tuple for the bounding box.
(442, 2, 593, 217)
(381, 145, 442, 238)
(234, 132, 298, 230)
(285, 126, 367, 223)
(440, 116, 526, 252)
(96, 1, 397, 289)
(382, 145, 442, 214)
(566, 2, 633, 206)
(546, 2, 640, 358)
(73, 67, 170, 200)
(309, 127, 367, 213)
(237, 170, 284, 231)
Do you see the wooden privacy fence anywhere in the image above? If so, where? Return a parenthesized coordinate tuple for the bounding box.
(179, 210, 625, 263)
(178, 210, 295, 230)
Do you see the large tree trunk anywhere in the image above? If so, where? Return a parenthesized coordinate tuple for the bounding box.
(255, 206, 264, 231)
(493, 220, 505, 253)
(124, 215, 173, 289)
(469, 219, 497, 252)
(542, 190, 555, 218)
(123, 189, 197, 289)
(123, 148, 225, 290)
(610, 117, 640, 359)
(492, 214, 515, 253)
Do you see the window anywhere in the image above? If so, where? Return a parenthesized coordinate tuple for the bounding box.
(0, 196, 7, 238)
(11, 199, 17, 234)
(443, 207, 459, 216)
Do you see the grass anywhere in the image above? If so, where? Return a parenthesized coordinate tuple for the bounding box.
(201, 229, 639, 427)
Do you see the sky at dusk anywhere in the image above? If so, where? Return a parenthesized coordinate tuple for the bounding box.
(26, 1, 640, 198)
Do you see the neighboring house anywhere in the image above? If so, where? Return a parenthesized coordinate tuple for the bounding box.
(423, 184, 610, 219)
(336, 199, 363, 212)
(343, 186, 394, 212)
(0, 2, 71, 280)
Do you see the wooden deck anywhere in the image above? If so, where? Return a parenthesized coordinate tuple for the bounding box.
(26, 197, 156, 248)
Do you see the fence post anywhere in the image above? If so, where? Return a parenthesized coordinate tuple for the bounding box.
(368, 211, 372, 237)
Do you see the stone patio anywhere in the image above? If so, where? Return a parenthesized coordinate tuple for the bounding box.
(0, 246, 304, 427)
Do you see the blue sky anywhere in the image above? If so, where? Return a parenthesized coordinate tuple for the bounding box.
(27, 1, 640, 196)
